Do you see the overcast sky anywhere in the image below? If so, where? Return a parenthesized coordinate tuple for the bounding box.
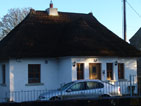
(0, 0, 141, 42)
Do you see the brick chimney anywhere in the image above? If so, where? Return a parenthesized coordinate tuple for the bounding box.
(46, 0, 59, 16)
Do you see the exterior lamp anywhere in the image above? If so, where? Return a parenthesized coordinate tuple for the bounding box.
(45, 60, 48, 64)
(73, 61, 76, 67)
(115, 61, 118, 66)
(94, 58, 97, 62)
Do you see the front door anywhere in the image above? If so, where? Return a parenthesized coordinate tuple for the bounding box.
(89, 63, 101, 80)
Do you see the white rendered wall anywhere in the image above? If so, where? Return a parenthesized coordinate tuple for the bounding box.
(9, 58, 59, 91)
(8, 57, 72, 102)
(58, 57, 72, 86)
(9, 58, 59, 102)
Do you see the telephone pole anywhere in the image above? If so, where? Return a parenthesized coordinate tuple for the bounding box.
(123, 0, 126, 41)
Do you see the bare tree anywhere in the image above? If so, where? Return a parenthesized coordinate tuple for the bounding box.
(0, 8, 30, 40)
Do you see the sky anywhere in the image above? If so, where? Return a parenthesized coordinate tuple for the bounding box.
(0, 0, 141, 42)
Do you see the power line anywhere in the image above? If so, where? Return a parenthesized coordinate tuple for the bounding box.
(126, 1, 141, 18)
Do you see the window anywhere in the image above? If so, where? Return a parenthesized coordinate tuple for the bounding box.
(77, 63, 84, 80)
(2, 64, 6, 84)
(86, 81, 104, 89)
(70, 82, 85, 91)
(107, 63, 113, 80)
(118, 63, 124, 79)
(28, 64, 41, 83)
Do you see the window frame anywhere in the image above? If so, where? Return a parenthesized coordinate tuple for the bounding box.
(28, 64, 41, 84)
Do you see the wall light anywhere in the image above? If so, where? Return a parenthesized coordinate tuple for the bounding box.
(73, 61, 76, 67)
(45, 60, 48, 64)
(94, 58, 97, 62)
(115, 61, 118, 66)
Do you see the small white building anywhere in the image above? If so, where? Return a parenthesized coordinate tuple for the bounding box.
(0, 3, 140, 102)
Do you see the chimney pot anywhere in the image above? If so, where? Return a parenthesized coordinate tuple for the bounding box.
(50, 3, 53, 8)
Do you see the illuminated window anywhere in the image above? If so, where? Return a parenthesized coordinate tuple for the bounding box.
(28, 64, 40, 83)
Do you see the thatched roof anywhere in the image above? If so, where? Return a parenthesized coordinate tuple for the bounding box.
(0, 10, 140, 59)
